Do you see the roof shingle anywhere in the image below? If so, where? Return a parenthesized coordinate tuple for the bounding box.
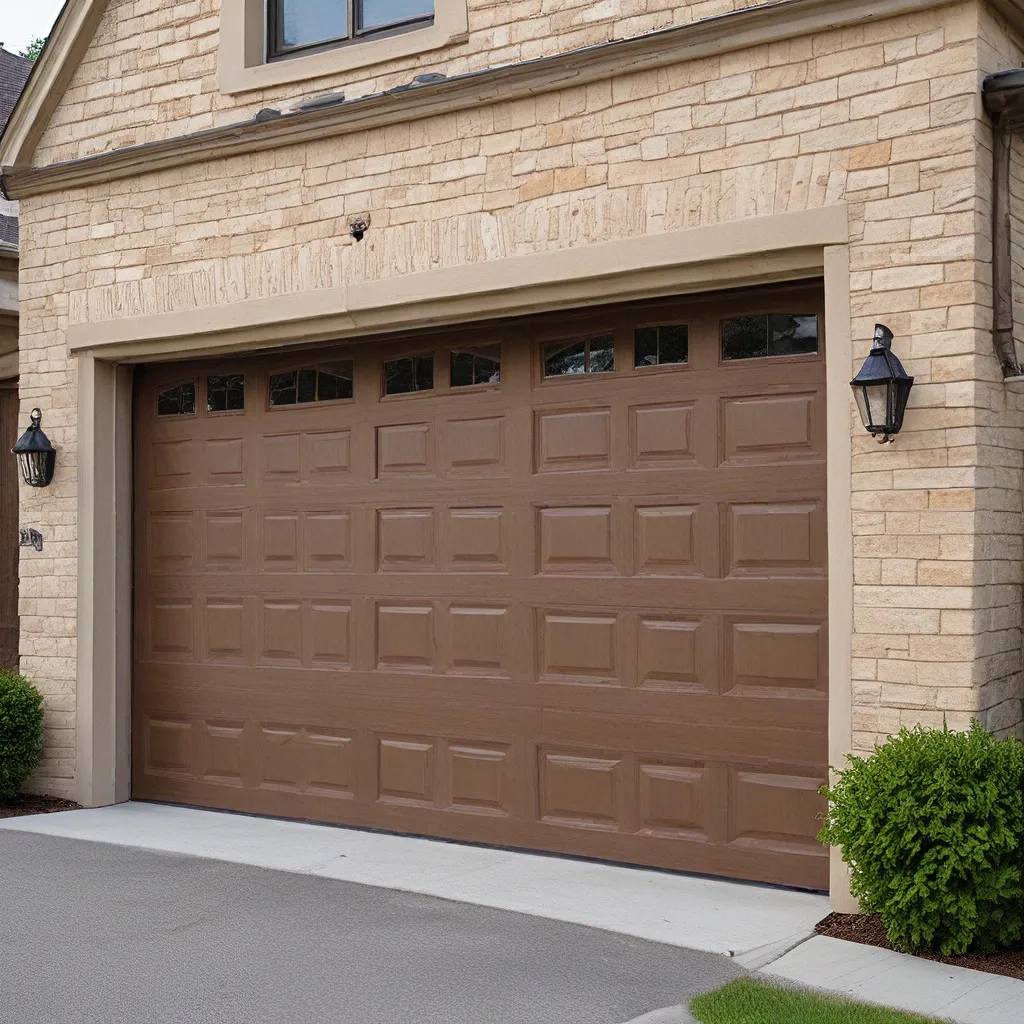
(0, 46, 32, 138)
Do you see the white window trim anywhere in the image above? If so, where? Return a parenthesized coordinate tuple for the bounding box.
(218, 0, 469, 96)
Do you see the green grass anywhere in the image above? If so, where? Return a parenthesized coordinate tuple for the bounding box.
(690, 979, 950, 1024)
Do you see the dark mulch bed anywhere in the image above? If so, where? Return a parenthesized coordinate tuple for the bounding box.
(817, 913, 1024, 981)
(0, 795, 80, 820)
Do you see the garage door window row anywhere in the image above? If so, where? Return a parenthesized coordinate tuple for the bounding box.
(157, 312, 819, 420)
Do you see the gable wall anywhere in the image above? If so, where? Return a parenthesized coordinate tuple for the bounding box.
(33, 0, 777, 167)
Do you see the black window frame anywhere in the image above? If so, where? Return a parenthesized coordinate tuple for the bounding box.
(633, 323, 690, 370)
(542, 334, 616, 379)
(268, 0, 435, 60)
(721, 313, 820, 362)
(268, 361, 356, 409)
(206, 374, 246, 414)
(157, 380, 198, 418)
(450, 344, 502, 389)
(383, 354, 435, 397)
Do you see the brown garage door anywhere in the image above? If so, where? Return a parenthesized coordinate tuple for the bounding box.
(134, 282, 829, 889)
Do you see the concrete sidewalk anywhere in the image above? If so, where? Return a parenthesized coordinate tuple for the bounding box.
(763, 934, 1024, 1024)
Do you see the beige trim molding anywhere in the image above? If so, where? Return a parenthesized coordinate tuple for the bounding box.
(76, 357, 133, 808)
(68, 206, 848, 362)
(989, 0, 1024, 28)
(219, 0, 469, 95)
(0, 0, 109, 172)
(0, 352, 18, 379)
(824, 243, 857, 914)
(4, 0, 959, 196)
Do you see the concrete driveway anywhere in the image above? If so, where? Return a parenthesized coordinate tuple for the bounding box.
(0, 830, 742, 1024)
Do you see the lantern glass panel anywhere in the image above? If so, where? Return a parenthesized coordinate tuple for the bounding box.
(868, 383, 891, 430)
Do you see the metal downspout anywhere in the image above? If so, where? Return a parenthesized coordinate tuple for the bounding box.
(983, 69, 1024, 378)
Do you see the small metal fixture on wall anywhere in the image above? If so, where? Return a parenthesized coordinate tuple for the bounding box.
(850, 324, 915, 445)
(12, 409, 56, 487)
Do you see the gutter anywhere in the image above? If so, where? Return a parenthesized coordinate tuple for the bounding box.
(983, 69, 1024, 380)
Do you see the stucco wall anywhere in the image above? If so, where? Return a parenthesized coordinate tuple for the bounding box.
(16, 0, 1021, 799)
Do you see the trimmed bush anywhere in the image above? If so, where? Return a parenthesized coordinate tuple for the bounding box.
(819, 721, 1024, 956)
(0, 670, 44, 801)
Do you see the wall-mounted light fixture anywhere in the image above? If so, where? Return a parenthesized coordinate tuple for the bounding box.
(12, 409, 56, 487)
(851, 325, 915, 445)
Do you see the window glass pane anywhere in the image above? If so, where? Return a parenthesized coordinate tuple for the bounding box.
(360, 0, 433, 31)
(588, 334, 615, 373)
(207, 375, 245, 412)
(722, 316, 768, 360)
(544, 340, 586, 377)
(451, 352, 475, 388)
(414, 356, 434, 391)
(384, 355, 434, 395)
(269, 371, 298, 407)
(317, 363, 354, 401)
(297, 368, 318, 404)
(280, 0, 348, 49)
(157, 382, 196, 417)
(769, 314, 819, 356)
(659, 325, 689, 364)
(634, 328, 658, 367)
(451, 345, 501, 388)
(634, 325, 688, 367)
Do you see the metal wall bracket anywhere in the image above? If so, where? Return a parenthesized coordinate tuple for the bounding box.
(19, 528, 43, 552)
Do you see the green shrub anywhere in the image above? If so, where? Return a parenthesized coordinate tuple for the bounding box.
(0, 670, 44, 801)
(819, 721, 1024, 956)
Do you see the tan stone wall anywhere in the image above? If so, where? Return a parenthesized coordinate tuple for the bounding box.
(17, 0, 1022, 797)
(33, 0, 840, 166)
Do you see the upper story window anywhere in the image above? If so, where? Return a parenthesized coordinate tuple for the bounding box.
(220, 0, 467, 96)
(270, 0, 435, 58)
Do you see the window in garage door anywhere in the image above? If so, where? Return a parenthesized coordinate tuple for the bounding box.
(133, 281, 829, 890)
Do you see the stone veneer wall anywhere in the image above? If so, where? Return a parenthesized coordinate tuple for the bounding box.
(16, 0, 1023, 798)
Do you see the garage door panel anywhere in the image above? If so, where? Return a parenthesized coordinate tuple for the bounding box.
(135, 283, 829, 888)
(540, 712, 826, 772)
(377, 421, 437, 478)
(721, 392, 824, 465)
(135, 666, 828, 739)
(140, 579, 828, 618)
(258, 724, 357, 799)
(724, 500, 827, 578)
(443, 415, 509, 478)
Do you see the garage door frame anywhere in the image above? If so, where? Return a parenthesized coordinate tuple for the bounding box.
(72, 206, 854, 904)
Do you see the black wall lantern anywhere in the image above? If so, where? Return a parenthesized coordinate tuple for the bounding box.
(12, 409, 57, 487)
(851, 324, 915, 444)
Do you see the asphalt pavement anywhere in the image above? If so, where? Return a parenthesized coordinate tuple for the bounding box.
(0, 830, 742, 1024)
